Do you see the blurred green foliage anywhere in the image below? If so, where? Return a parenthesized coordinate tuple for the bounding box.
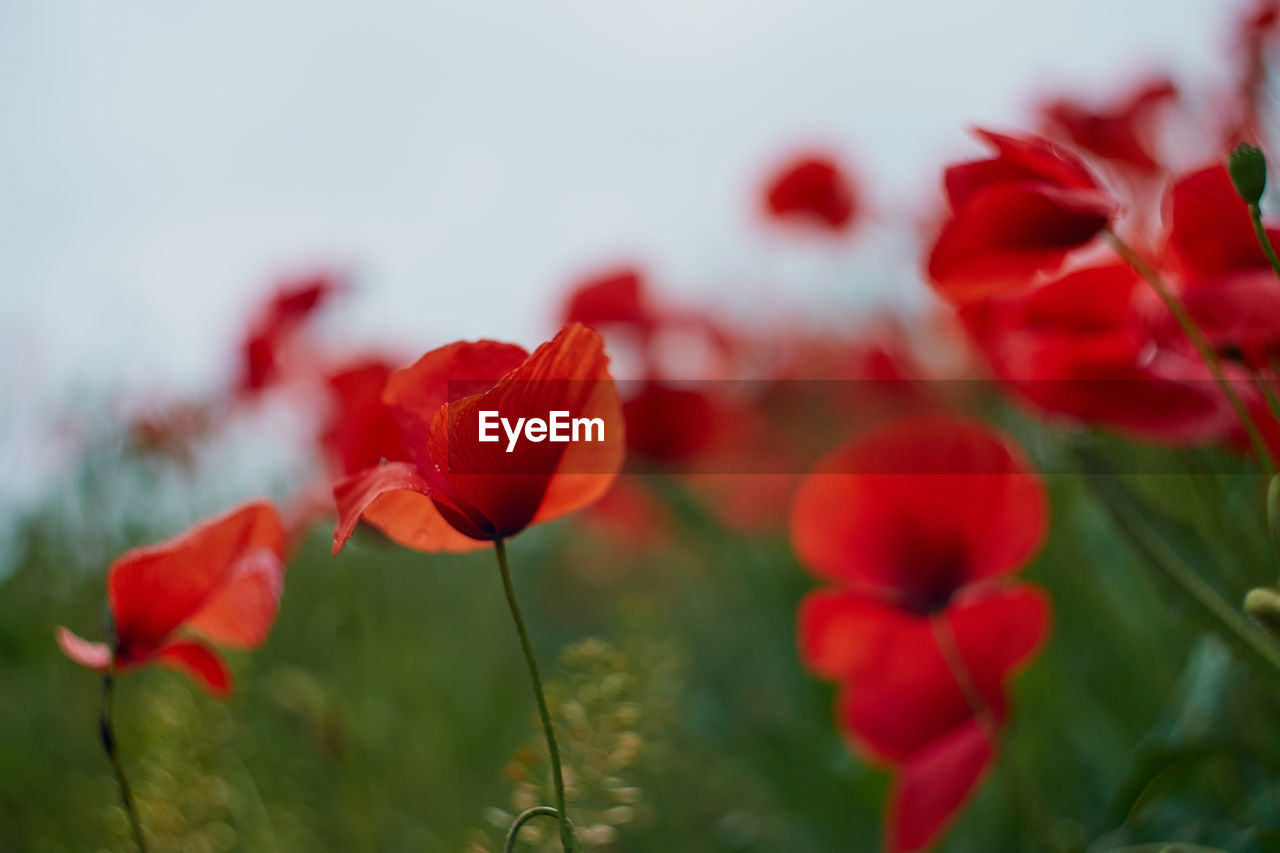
(4, 422, 1280, 852)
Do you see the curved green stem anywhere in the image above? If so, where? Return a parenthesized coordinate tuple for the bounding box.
(1269, 476, 1280, 570)
(504, 806, 575, 852)
(1081, 464, 1280, 685)
(1248, 202, 1280, 285)
(100, 669, 148, 853)
(1107, 230, 1277, 475)
(493, 539, 577, 852)
(932, 618, 1061, 849)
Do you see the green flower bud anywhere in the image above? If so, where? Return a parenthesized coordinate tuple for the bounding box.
(1229, 143, 1268, 205)
(1245, 587, 1280, 638)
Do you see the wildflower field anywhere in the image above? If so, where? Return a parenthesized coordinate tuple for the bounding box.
(7, 2, 1280, 852)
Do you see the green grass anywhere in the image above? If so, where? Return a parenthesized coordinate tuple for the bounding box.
(4, 429, 1280, 851)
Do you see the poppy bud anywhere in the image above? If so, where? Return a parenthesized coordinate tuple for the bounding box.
(1245, 587, 1280, 638)
(1229, 142, 1268, 205)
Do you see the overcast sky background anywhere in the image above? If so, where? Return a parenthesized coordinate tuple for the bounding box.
(0, 0, 1237, 404)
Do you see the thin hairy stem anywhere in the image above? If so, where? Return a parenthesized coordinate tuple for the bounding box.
(1107, 230, 1277, 475)
(931, 618, 1060, 848)
(1248, 202, 1280, 284)
(494, 539, 577, 852)
(1082, 466, 1280, 685)
(100, 670, 147, 853)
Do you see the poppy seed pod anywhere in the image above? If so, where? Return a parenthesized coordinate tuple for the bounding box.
(1229, 143, 1268, 205)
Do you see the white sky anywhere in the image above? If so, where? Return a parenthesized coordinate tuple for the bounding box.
(0, 0, 1232, 402)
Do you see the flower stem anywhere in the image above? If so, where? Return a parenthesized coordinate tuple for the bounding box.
(99, 669, 148, 853)
(1081, 463, 1280, 686)
(504, 806, 566, 853)
(1106, 230, 1277, 475)
(1248, 202, 1280, 285)
(493, 539, 577, 852)
(931, 617, 1061, 849)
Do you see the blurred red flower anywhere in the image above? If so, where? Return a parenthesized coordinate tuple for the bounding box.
(332, 324, 624, 553)
(561, 267, 658, 339)
(236, 272, 343, 398)
(791, 416, 1050, 851)
(320, 357, 413, 477)
(1160, 165, 1280, 358)
(1229, 0, 1280, 144)
(962, 263, 1233, 444)
(57, 501, 287, 697)
(1039, 78, 1177, 176)
(762, 154, 860, 232)
(927, 130, 1115, 301)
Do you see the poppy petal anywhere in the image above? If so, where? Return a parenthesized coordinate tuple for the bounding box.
(108, 501, 285, 655)
(322, 359, 412, 476)
(561, 267, 656, 332)
(153, 640, 233, 697)
(790, 416, 1046, 604)
(1165, 165, 1268, 278)
(962, 265, 1234, 444)
(835, 585, 1048, 764)
(946, 131, 1097, 207)
(383, 340, 529, 473)
(1175, 268, 1280, 350)
(928, 183, 1113, 300)
(1039, 78, 1176, 174)
(364, 490, 492, 553)
(886, 721, 995, 852)
(55, 627, 112, 671)
(763, 154, 859, 231)
(427, 324, 622, 539)
(798, 590, 922, 681)
(332, 458, 481, 550)
(947, 585, 1051, 698)
(185, 547, 285, 649)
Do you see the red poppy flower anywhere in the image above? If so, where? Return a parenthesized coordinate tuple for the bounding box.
(561, 267, 657, 337)
(1039, 78, 1177, 175)
(1155, 165, 1280, 363)
(320, 357, 412, 476)
(822, 586, 1049, 851)
(622, 382, 724, 465)
(762, 154, 860, 232)
(1164, 165, 1276, 280)
(927, 130, 1115, 301)
(57, 501, 287, 697)
(791, 416, 1050, 851)
(961, 264, 1232, 444)
(1229, 1, 1280, 144)
(236, 272, 343, 398)
(791, 416, 1046, 606)
(332, 324, 624, 554)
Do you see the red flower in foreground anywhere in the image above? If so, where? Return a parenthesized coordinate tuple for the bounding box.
(333, 324, 624, 553)
(927, 130, 1115, 301)
(57, 501, 287, 697)
(791, 416, 1050, 851)
(763, 154, 860, 232)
